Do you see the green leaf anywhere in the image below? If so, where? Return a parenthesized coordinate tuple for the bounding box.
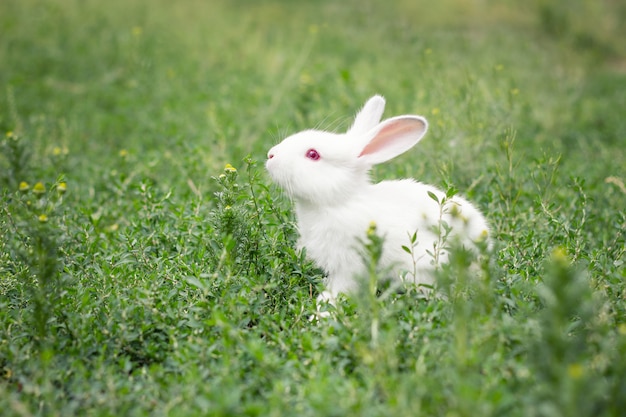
(445, 186, 458, 199)
(183, 276, 207, 290)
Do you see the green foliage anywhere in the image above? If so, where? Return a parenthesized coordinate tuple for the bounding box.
(1, 0, 625, 416)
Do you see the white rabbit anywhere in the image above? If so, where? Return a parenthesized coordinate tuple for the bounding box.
(266, 95, 490, 303)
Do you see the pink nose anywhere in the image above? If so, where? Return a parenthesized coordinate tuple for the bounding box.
(268, 153, 274, 159)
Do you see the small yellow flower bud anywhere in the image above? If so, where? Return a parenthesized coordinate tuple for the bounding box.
(38, 214, 49, 223)
(551, 246, 570, 268)
(299, 73, 313, 85)
(19, 181, 30, 192)
(224, 163, 237, 173)
(449, 203, 461, 217)
(119, 149, 128, 158)
(52, 147, 62, 156)
(57, 182, 67, 194)
(33, 182, 46, 195)
(567, 363, 584, 380)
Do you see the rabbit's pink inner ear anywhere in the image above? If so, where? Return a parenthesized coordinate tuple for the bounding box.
(358, 119, 425, 159)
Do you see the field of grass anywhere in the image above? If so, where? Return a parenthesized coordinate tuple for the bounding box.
(1, 0, 625, 415)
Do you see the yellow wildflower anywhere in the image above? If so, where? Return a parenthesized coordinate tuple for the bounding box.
(38, 214, 49, 223)
(449, 203, 461, 217)
(567, 363, 584, 380)
(19, 181, 30, 192)
(57, 182, 67, 194)
(224, 164, 237, 173)
(367, 221, 377, 236)
(299, 72, 313, 86)
(551, 246, 569, 266)
(33, 182, 46, 195)
(119, 149, 128, 158)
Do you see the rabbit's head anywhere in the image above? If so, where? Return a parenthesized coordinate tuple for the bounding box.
(266, 95, 428, 205)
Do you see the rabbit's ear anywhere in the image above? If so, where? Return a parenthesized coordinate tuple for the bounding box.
(348, 95, 386, 136)
(358, 116, 428, 165)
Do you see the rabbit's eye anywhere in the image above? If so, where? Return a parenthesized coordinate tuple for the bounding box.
(305, 149, 320, 161)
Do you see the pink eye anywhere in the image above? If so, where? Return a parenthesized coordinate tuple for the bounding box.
(305, 149, 320, 161)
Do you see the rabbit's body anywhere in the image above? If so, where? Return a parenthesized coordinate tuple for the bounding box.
(266, 95, 489, 301)
(295, 179, 487, 297)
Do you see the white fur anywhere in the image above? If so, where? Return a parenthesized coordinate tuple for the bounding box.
(266, 95, 490, 302)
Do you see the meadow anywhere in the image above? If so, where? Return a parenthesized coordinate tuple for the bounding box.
(1, 0, 625, 415)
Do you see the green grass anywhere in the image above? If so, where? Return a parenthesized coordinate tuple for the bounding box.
(1, 0, 625, 415)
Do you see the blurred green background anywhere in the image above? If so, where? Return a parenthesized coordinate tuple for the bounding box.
(2, 0, 624, 189)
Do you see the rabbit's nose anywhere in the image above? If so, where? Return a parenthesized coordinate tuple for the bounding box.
(267, 152, 274, 159)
